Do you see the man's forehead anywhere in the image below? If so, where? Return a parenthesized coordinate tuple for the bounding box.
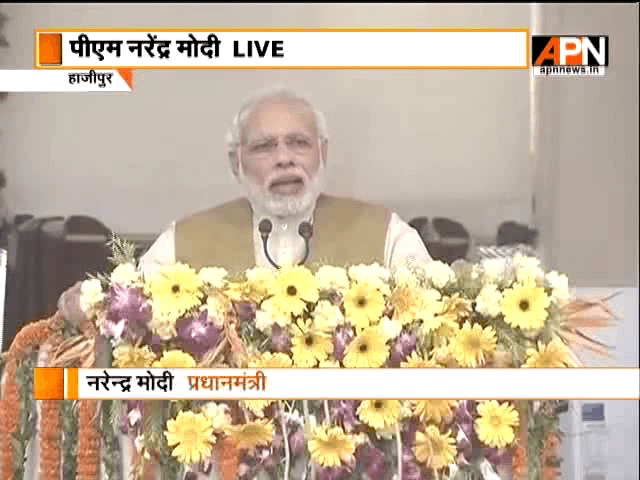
(243, 96, 317, 140)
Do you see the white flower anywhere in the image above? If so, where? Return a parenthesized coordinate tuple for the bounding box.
(475, 284, 503, 318)
(513, 253, 544, 284)
(110, 263, 140, 286)
(546, 271, 570, 303)
(150, 307, 177, 339)
(380, 316, 403, 340)
(315, 266, 350, 291)
(255, 298, 290, 332)
(198, 267, 228, 289)
(202, 402, 232, 432)
(423, 261, 455, 289)
(79, 279, 105, 315)
(246, 267, 275, 290)
(393, 266, 419, 288)
(127, 408, 142, 428)
(313, 300, 344, 332)
(348, 263, 390, 290)
(481, 258, 509, 284)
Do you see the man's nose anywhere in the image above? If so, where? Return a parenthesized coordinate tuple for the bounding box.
(274, 140, 295, 167)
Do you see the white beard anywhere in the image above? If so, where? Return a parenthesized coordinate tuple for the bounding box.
(238, 160, 326, 218)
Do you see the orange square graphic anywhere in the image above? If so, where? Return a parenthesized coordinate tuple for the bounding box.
(38, 33, 62, 66)
(34, 368, 64, 400)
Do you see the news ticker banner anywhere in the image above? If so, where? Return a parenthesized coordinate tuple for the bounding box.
(32, 29, 529, 69)
(0, 69, 133, 92)
(33, 367, 640, 401)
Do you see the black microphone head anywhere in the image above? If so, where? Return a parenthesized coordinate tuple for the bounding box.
(298, 221, 313, 239)
(259, 219, 273, 236)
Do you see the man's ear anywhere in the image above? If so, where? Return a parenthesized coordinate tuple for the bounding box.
(320, 138, 328, 165)
(229, 152, 240, 179)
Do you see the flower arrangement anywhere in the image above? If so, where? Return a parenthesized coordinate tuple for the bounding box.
(0, 235, 614, 480)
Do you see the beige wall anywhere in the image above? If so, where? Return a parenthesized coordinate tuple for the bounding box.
(534, 3, 639, 287)
(0, 3, 531, 239)
(1, 3, 638, 287)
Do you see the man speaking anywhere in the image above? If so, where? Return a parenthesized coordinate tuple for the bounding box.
(140, 88, 432, 275)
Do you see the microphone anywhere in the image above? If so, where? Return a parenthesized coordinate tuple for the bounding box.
(258, 219, 280, 269)
(297, 221, 313, 266)
(258, 218, 314, 269)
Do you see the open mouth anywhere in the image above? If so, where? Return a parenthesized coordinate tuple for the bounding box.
(270, 175, 305, 193)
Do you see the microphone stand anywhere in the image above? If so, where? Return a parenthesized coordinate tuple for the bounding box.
(258, 219, 313, 269)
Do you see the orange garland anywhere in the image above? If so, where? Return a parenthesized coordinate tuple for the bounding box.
(39, 399, 62, 478)
(0, 317, 59, 480)
(77, 400, 101, 480)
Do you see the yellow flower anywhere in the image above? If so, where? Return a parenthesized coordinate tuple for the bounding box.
(242, 399, 274, 417)
(401, 352, 440, 369)
(246, 267, 276, 293)
(523, 339, 572, 368)
(270, 265, 319, 316)
(147, 263, 203, 317)
(501, 282, 550, 330)
(414, 425, 457, 471)
(291, 320, 333, 367)
(357, 400, 402, 430)
(313, 300, 345, 332)
(319, 359, 341, 368)
(165, 411, 215, 465)
(475, 400, 519, 448)
(152, 350, 196, 368)
(343, 327, 389, 368)
(251, 352, 293, 368)
(393, 266, 419, 288)
(255, 297, 291, 332)
(344, 283, 386, 329)
(379, 316, 403, 340)
(413, 400, 458, 423)
(201, 402, 232, 433)
(112, 344, 156, 368)
(449, 322, 497, 368)
(225, 419, 273, 450)
(315, 266, 350, 291)
(308, 425, 356, 467)
(390, 285, 426, 325)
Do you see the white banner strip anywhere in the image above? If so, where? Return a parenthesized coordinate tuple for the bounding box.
(0, 69, 132, 92)
(74, 368, 640, 400)
(35, 30, 528, 68)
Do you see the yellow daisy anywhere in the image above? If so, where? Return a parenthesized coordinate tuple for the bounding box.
(308, 425, 356, 467)
(475, 400, 519, 448)
(414, 425, 457, 471)
(225, 419, 273, 450)
(290, 320, 333, 367)
(165, 411, 215, 465)
(147, 263, 203, 317)
(357, 400, 402, 430)
(390, 285, 425, 325)
(523, 339, 571, 368)
(152, 350, 196, 368)
(112, 344, 156, 368)
(343, 327, 389, 368)
(242, 399, 273, 418)
(315, 266, 350, 292)
(344, 283, 386, 330)
(413, 400, 458, 423)
(313, 300, 345, 332)
(251, 351, 293, 368)
(501, 282, 550, 330)
(401, 351, 440, 368)
(449, 322, 497, 368)
(270, 265, 319, 316)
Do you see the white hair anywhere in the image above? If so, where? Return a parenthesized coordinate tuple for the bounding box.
(225, 87, 329, 176)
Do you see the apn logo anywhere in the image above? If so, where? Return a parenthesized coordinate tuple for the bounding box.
(532, 35, 608, 77)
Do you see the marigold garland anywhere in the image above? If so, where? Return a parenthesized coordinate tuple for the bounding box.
(77, 400, 101, 480)
(0, 316, 59, 480)
(39, 399, 62, 478)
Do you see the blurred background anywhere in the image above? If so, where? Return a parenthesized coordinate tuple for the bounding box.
(0, 4, 638, 479)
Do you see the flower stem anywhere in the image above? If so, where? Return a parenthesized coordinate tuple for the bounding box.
(396, 422, 403, 480)
(323, 400, 331, 423)
(279, 403, 291, 480)
(302, 400, 316, 480)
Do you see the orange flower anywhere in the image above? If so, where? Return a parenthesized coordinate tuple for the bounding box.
(512, 444, 527, 480)
(39, 400, 61, 478)
(77, 400, 101, 480)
